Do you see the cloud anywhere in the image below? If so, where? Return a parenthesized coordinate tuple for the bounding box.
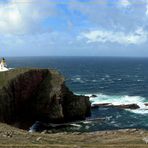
(0, 0, 57, 34)
(78, 28, 148, 45)
(68, 0, 146, 31)
(0, 31, 74, 55)
(145, 0, 148, 16)
(118, 0, 131, 8)
(1, 0, 148, 57)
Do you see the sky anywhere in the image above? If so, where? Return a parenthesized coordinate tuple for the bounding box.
(0, 0, 148, 57)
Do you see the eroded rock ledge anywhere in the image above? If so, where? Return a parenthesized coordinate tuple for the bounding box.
(0, 68, 90, 129)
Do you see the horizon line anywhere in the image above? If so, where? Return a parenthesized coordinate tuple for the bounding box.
(2, 56, 148, 58)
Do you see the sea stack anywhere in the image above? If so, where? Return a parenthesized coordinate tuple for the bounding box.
(0, 68, 91, 129)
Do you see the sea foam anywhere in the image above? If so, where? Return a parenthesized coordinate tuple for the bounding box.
(84, 93, 148, 114)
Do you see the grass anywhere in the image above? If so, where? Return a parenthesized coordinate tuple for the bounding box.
(0, 68, 30, 88)
(0, 123, 147, 148)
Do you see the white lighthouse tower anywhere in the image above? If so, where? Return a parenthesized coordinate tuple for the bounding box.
(0, 58, 9, 72)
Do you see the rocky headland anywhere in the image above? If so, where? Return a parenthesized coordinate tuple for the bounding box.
(0, 68, 148, 147)
(0, 68, 90, 129)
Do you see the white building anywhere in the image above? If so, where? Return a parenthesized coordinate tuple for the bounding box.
(0, 58, 9, 72)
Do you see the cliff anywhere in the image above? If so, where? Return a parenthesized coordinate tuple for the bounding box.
(0, 68, 90, 129)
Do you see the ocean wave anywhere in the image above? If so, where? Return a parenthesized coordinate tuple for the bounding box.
(137, 79, 144, 82)
(117, 78, 122, 81)
(84, 93, 148, 114)
(71, 77, 85, 83)
(92, 80, 97, 82)
(105, 74, 110, 78)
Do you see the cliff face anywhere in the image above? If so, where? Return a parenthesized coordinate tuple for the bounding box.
(0, 69, 90, 129)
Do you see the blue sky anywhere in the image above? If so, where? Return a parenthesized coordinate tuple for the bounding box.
(0, 0, 148, 57)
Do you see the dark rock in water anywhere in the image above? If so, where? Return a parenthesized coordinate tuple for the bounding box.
(113, 104, 140, 109)
(0, 68, 91, 129)
(145, 103, 148, 106)
(91, 103, 111, 108)
(91, 103, 140, 109)
(90, 95, 97, 98)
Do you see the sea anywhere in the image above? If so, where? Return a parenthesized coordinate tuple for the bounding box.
(6, 56, 148, 132)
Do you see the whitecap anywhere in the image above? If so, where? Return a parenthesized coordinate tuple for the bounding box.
(117, 78, 122, 81)
(75, 77, 81, 81)
(106, 116, 112, 121)
(81, 121, 92, 124)
(128, 109, 148, 114)
(137, 79, 144, 82)
(99, 87, 104, 89)
(110, 121, 116, 124)
(84, 93, 148, 115)
(116, 114, 122, 118)
(105, 74, 110, 78)
(71, 77, 85, 83)
(85, 126, 90, 129)
(92, 80, 97, 82)
(70, 124, 81, 127)
(101, 78, 105, 81)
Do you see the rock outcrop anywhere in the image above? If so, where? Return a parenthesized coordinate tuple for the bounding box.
(91, 103, 140, 109)
(0, 68, 90, 129)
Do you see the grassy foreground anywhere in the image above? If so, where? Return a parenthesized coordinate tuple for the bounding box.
(0, 123, 148, 148)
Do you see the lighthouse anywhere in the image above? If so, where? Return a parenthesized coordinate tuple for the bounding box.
(0, 58, 8, 72)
